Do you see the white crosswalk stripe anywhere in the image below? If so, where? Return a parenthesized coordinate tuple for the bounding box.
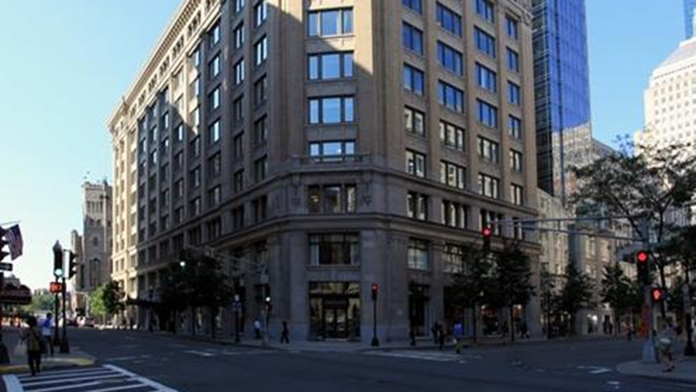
(366, 350, 471, 362)
(5, 364, 180, 392)
(183, 348, 275, 358)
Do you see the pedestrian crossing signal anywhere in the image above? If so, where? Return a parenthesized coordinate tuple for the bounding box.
(651, 287, 666, 303)
(49, 282, 64, 294)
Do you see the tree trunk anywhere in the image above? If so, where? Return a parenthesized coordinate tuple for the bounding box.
(658, 264, 668, 320)
(509, 306, 515, 343)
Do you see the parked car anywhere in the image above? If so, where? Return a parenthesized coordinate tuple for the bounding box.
(77, 316, 95, 328)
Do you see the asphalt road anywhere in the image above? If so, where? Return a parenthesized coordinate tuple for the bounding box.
(28, 329, 696, 392)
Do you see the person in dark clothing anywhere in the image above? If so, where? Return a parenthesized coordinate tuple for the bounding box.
(22, 316, 43, 376)
(438, 324, 446, 351)
(431, 322, 440, 345)
(280, 320, 290, 344)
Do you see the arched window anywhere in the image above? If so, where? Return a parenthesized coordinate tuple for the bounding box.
(92, 237, 99, 247)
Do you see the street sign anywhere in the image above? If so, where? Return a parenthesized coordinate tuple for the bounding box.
(231, 301, 242, 312)
(0, 263, 12, 272)
(0, 285, 31, 305)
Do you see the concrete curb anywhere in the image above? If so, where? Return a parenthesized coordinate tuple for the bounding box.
(617, 360, 696, 384)
(0, 356, 96, 375)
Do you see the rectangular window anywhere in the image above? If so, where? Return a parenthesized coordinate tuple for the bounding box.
(474, 27, 496, 58)
(233, 170, 244, 193)
(254, 115, 268, 145)
(210, 55, 221, 78)
(437, 42, 463, 75)
(190, 166, 201, 188)
(507, 48, 520, 72)
(511, 184, 524, 206)
(307, 184, 357, 214)
(254, 0, 267, 27)
(191, 46, 201, 68)
(509, 115, 522, 139)
(209, 21, 221, 47)
(510, 150, 523, 172)
(478, 137, 500, 164)
(233, 0, 245, 14)
(403, 64, 425, 95)
(208, 153, 221, 178)
(476, 63, 497, 92)
(480, 209, 503, 235)
(506, 16, 519, 40)
(308, 234, 360, 266)
(232, 206, 245, 230)
(208, 186, 222, 207)
(191, 106, 200, 129)
(308, 8, 353, 37)
(254, 156, 268, 182)
(402, 0, 422, 14)
(234, 23, 245, 49)
(209, 120, 221, 145)
(437, 81, 464, 113)
(406, 150, 426, 178)
(233, 133, 244, 160)
(210, 86, 221, 111)
(407, 192, 429, 221)
(190, 136, 201, 158)
(508, 81, 521, 105)
(439, 161, 466, 189)
(254, 36, 268, 66)
(254, 75, 268, 106)
(407, 239, 429, 270)
(190, 198, 201, 217)
(308, 52, 354, 80)
(233, 95, 244, 123)
(175, 124, 184, 143)
(253, 196, 267, 222)
(439, 121, 465, 151)
(477, 99, 498, 128)
(309, 140, 355, 161)
(402, 22, 424, 55)
(441, 201, 469, 229)
(191, 76, 201, 97)
(174, 152, 183, 172)
(478, 173, 500, 199)
(234, 59, 245, 85)
(436, 3, 462, 37)
(404, 107, 425, 136)
(308, 96, 355, 124)
(476, 0, 495, 23)
(174, 179, 184, 201)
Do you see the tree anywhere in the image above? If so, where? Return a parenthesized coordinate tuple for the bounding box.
(572, 138, 696, 319)
(450, 244, 493, 344)
(490, 242, 535, 342)
(540, 270, 560, 339)
(90, 281, 124, 324)
(23, 292, 55, 315)
(600, 263, 632, 334)
(558, 262, 595, 335)
(159, 264, 190, 334)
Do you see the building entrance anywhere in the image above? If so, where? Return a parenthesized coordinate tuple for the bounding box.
(309, 282, 360, 340)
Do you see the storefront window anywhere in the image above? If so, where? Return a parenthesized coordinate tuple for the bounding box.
(308, 234, 360, 266)
(309, 282, 360, 340)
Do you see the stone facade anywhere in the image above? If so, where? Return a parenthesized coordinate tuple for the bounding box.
(108, 0, 540, 342)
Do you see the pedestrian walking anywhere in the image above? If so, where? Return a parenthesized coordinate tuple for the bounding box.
(280, 320, 290, 344)
(40, 313, 54, 357)
(438, 324, 445, 351)
(431, 321, 440, 345)
(453, 320, 464, 354)
(254, 319, 262, 340)
(21, 316, 43, 376)
(657, 319, 676, 372)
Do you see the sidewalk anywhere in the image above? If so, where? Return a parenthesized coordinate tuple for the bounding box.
(618, 358, 696, 383)
(0, 327, 95, 375)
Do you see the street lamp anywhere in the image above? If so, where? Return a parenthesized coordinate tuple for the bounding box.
(371, 284, 379, 347)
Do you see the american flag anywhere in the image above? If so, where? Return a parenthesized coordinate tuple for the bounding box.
(6, 225, 23, 260)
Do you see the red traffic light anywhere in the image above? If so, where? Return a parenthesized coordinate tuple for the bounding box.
(371, 284, 379, 300)
(636, 251, 649, 263)
(651, 287, 665, 302)
(482, 227, 493, 238)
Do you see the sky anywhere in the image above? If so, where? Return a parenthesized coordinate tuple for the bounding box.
(0, 0, 686, 290)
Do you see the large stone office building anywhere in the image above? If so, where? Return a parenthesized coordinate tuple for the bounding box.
(108, 0, 539, 342)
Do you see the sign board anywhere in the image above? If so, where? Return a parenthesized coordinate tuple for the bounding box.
(0, 285, 31, 305)
(0, 263, 12, 272)
(49, 282, 64, 294)
(232, 301, 243, 312)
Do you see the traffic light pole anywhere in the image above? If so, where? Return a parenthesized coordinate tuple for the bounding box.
(60, 276, 69, 353)
(53, 279, 60, 346)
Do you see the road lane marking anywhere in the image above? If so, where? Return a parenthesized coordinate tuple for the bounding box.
(22, 374, 124, 387)
(31, 381, 102, 392)
(104, 364, 181, 392)
(17, 367, 109, 379)
(84, 384, 147, 392)
(184, 350, 216, 357)
(2, 375, 22, 392)
(17, 370, 114, 382)
(105, 355, 151, 361)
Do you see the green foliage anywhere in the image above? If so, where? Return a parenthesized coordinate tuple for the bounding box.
(558, 262, 595, 332)
(89, 286, 107, 317)
(490, 243, 535, 310)
(450, 243, 493, 343)
(90, 281, 124, 318)
(600, 263, 633, 332)
(23, 292, 55, 314)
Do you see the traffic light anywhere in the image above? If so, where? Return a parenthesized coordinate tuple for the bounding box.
(636, 250, 649, 285)
(265, 296, 272, 313)
(651, 287, 667, 303)
(49, 282, 64, 294)
(0, 227, 8, 263)
(53, 244, 64, 278)
(371, 284, 379, 301)
(68, 251, 77, 279)
(482, 226, 493, 253)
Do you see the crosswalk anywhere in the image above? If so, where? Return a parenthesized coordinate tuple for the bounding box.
(366, 350, 480, 363)
(183, 348, 276, 358)
(4, 365, 180, 392)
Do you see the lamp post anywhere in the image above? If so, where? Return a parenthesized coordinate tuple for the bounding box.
(233, 294, 241, 343)
(52, 241, 63, 347)
(371, 284, 379, 347)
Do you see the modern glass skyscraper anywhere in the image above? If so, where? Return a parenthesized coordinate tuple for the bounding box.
(685, 0, 696, 38)
(533, 0, 592, 202)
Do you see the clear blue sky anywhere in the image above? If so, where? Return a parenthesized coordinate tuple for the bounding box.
(0, 0, 684, 290)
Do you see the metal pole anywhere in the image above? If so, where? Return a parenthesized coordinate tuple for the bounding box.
(0, 272, 9, 364)
(641, 222, 657, 363)
(371, 296, 379, 347)
(234, 309, 240, 343)
(60, 276, 69, 353)
(684, 281, 695, 356)
(53, 281, 60, 346)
